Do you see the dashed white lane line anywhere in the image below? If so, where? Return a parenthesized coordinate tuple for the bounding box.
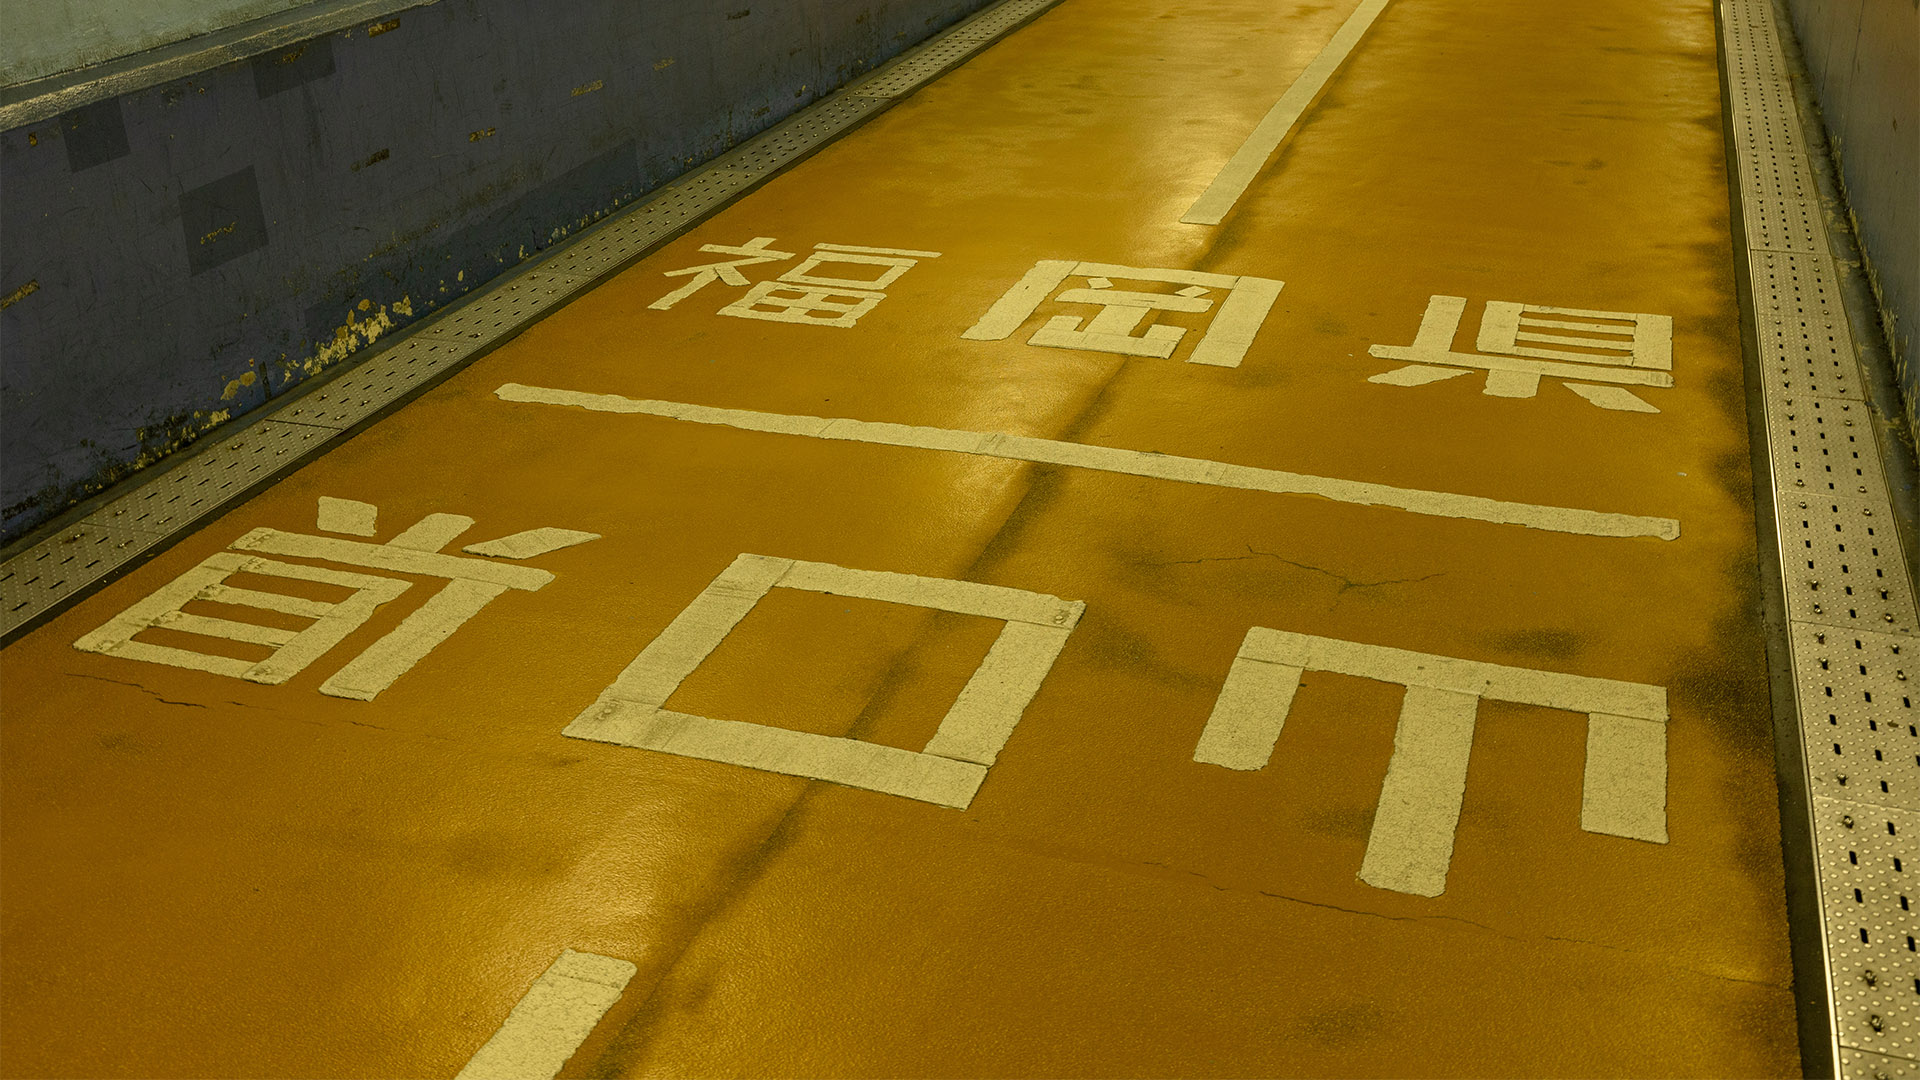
(1180, 0, 1394, 226)
(494, 383, 1682, 540)
(456, 949, 637, 1080)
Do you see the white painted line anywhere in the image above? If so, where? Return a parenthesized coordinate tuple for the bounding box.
(1565, 383, 1661, 413)
(464, 528, 603, 560)
(1580, 713, 1669, 842)
(1366, 344, 1676, 388)
(813, 243, 944, 258)
(1358, 685, 1478, 897)
(387, 513, 476, 552)
(316, 496, 377, 536)
(231, 529, 553, 590)
(1238, 627, 1669, 720)
(921, 621, 1076, 765)
(73, 551, 411, 685)
(198, 583, 336, 619)
(1180, 0, 1394, 225)
(779, 560, 1082, 627)
(456, 949, 637, 1080)
(496, 383, 1682, 541)
(1193, 656, 1303, 769)
(152, 609, 299, 647)
(596, 553, 792, 710)
(961, 260, 1077, 339)
(573, 703, 991, 808)
(1188, 276, 1285, 367)
(1195, 627, 1671, 894)
(565, 554, 1081, 809)
(319, 579, 510, 700)
(1072, 261, 1240, 291)
(1367, 365, 1470, 387)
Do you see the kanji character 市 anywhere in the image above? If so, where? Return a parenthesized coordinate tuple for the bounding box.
(1368, 295, 1674, 413)
(73, 498, 598, 701)
(962, 259, 1284, 367)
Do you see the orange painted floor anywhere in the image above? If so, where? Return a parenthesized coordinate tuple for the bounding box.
(1, 0, 1801, 1074)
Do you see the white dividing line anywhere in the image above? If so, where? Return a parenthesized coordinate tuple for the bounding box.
(495, 383, 1681, 540)
(1180, 0, 1394, 226)
(456, 949, 636, 1080)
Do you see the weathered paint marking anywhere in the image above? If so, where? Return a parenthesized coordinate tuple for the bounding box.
(494, 383, 1683, 540)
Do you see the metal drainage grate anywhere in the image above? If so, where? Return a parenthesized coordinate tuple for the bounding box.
(1722, 0, 1920, 1074)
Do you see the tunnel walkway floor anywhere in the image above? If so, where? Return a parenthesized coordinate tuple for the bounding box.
(0, 0, 1833, 1073)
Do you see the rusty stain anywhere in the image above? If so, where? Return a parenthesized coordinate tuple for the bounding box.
(199, 223, 237, 245)
(351, 148, 390, 171)
(366, 18, 400, 36)
(469, 128, 496, 142)
(307, 295, 413, 373)
(2, 279, 40, 309)
(571, 79, 605, 97)
(26, 132, 36, 146)
(276, 44, 309, 65)
(653, 57, 675, 71)
(219, 370, 258, 402)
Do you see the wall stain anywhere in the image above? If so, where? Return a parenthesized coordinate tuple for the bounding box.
(1, 279, 38, 308)
(571, 79, 605, 96)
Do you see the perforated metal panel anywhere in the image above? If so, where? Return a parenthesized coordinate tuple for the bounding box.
(270, 335, 479, 432)
(0, 0, 1065, 643)
(0, 525, 157, 631)
(1847, 1048, 1920, 1080)
(1817, 801, 1920, 1061)
(849, 0, 1057, 97)
(83, 420, 338, 538)
(1724, 0, 1920, 1073)
(1799, 625, 1920, 807)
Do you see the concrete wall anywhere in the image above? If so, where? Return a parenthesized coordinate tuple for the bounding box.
(1779, 0, 1919, 429)
(1, 0, 321, 84)
(0, 0, 988, 542)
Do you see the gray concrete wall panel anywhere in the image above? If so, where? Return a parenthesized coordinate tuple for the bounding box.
(0, 0, 988, 542)
(1779, 0, 1919, 432)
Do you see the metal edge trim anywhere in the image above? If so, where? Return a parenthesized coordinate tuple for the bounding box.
(0, 0, 438, 131)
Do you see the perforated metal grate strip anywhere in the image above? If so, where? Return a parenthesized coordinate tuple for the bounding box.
(1723, 0, 1920, 1073)
(0, 0, 1066, 643)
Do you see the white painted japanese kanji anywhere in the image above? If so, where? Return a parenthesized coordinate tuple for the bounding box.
(1368, 295, 1674, 412)
(1194, 627, 1670, 897)
(563, 553, 1082, 808)
(963, 260, 1284, 366)
(650, 238, 939, 328)
(73, 499, 599, 701)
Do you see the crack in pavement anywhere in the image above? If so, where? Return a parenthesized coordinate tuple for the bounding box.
(67, 671, 209, 709)
(1147, 543, 1445, 594)
(1136, 855, 1789, 993)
